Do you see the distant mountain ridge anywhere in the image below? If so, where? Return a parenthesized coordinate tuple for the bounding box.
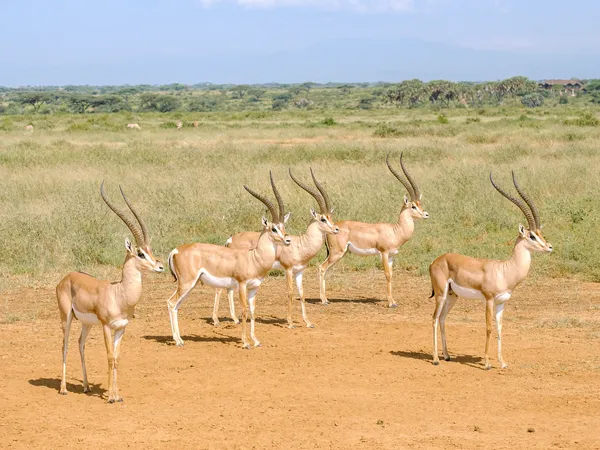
(3, 38, 597, 86)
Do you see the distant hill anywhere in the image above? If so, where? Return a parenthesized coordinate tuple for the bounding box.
(3, 38, 598, 86)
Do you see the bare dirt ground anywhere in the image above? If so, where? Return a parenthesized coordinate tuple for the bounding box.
(1, 270, 600, 449)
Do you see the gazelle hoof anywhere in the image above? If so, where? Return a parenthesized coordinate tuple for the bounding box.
(500, 363, 508, 369)
(307, 323, 315, 328)
(175, 341, 184, 347)
(233, 320, 240, 325)
(321, 301, 329, 306)
(388, 303, 398, 308)
(242, 344, 251, 349)
(212, 320, 221, 327)
(432, 360, 439, 366)
(485, 365, 492, 370)
(444, 356, 451, 362)
(59, 390, 67, 396)
(83, 387, 91, 393)
(288, 324, 295, 329)
(254, 342, 262, 348)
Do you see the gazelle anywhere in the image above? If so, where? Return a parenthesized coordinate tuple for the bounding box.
(429, 172, 553, 369)
(318, 153, 429, 307)
(127, 123, 141, 130)
(56, 182, 164, 403)
(212, 171, 290, 327)
(214, 169, 339, 328)
(167, 182, 291, 348)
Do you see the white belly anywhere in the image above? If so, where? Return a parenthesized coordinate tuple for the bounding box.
(246, 278, 263, 290)
(449, 280, 511, 303)
(347, 242, 381, 256)
(72, 306, 101, 325)
(449, 280, 485, 300)
(200, 270, 239, 289)
(271, 261, 284, 271)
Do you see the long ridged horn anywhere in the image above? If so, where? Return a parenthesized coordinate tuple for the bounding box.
(289, 168, 327, 214)
(100, 181, 145, 246)
(310, 168, 333, 213)
(244, 185, 279, 222)
(119, 186, 149, 245)
(269, 171, 285, 223)
(511, 171, 541, 229)
(386, 152, 415, 200)
(489, 172, 536, 230)
(400, 152, 421, 201)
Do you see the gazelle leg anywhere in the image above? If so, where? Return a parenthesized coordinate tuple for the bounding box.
(285, 269, 295, 329)
(228, 289, 239, 324)
(248, 288, 260, 347)
(59, 310, 73, 395)
(495, 302, 507, 369)
(212, 289, 222, 326)
(110, 327, 125, 403)
(295, 271, 313, 328)
(381, 252, 396, 307)
(167, 284, 195, 346)
(318, 247, 347, 305)
(79, 324, 93, 393)
(238, 284, 250, 349)
(484, 298, 494, 370)
(102, 325, 116, 402)
(440, 294, 458, 361)
(432, 294, 447, 366)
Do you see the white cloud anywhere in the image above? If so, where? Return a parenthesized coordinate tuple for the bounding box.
(198, 0, 415, 12)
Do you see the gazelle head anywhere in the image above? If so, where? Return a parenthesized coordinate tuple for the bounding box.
(244, 183, 292, 246)
(289, 167, 340, 235)
(100, 182, 165, 272)
(386, 152, 429, 220)
(490, 171, 553, 254)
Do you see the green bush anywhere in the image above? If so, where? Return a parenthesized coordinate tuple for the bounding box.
(437, 114, 449, 124)
(321, 117, 336, 126)
(564, 112, 599, 127)
(521, 93, 544, 108)
(465, 117, 481, 124)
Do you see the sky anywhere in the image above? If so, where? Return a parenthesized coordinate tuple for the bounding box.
(1, 0, 598, 85)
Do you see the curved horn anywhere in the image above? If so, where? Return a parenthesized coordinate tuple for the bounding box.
(119, 186, 149, 245)
(269, 171, 285, 223)
(400, 152, 421, 200)
(511, 171, 541, 229)
(386, 152, 415, 200)
(100, 181, 145, 246)
(310, 168, 333, 213)
(489, 172, 536, 230)
(244, 185, 279, 222)
(289, 168, 327, 213)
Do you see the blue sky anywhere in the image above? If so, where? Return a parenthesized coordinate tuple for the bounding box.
(1, 0, 598, 85)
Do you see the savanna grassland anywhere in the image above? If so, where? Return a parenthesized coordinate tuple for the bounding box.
(1, 103, 600, 449)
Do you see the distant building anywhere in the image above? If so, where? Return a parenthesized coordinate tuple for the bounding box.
(538, 79, 584, 96)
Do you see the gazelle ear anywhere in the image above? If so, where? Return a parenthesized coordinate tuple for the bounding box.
(262, 216, 269, 228)
(330, 207, 335, 214)
(518, 224, 527, 237)
(283, 212, 291, 224)
(404, 194, 410, 206)
(125, 237, 134, 254)
(419, 193, 423, 200)
(309, 207, 319, 219)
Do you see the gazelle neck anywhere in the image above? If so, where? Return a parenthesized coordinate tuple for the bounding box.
(394, 205, 415, 238)
(297, 219, 325, 249)
(251, 230, 278, 270)
(504, 237, 532, 287)
(117, 254, 143, 308)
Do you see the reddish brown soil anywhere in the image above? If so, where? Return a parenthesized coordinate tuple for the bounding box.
(1, 270, 600, 449)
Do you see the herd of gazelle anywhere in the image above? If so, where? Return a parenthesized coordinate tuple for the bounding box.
(57, 153, 552, 402)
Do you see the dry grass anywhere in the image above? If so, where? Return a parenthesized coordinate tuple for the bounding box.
(1, 107, 600, 291)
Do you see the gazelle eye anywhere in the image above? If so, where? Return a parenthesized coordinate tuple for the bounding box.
(321, 218, 326, 222)
(271, 227, 277, 232)
(412, 205, 417, 210)
(529, 233, 536, 241)
(138, 251, 145, 259)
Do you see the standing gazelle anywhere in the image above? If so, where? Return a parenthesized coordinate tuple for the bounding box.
(429, 172, 553, 369)
(56, 183, 164, 403)
(318, 153, 429, 307)
(214, 169, 339, 328)
(167, 181, 291, 348)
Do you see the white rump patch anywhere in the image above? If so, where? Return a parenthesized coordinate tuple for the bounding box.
(110, 318, 129, 330)
(72, 306, 101, 325)
(200, 270, 239, 289)
(449, 280, 485, 300)
(225, 237, 232, 246)
(271, 261, 284, 271)
(347, 242, 380, 256)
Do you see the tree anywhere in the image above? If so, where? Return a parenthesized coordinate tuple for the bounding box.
(358, 98, 373, 110)
(247, 89, 266, 102)
(115, 87, 139, 103)
(521, 93, 544, 108)
(230, 85, 249, 99)
(139, 93, 180, 112)
(14, 92, 50, 113)
(187, 96, 218, 112)
(67, 94, 99, 113)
